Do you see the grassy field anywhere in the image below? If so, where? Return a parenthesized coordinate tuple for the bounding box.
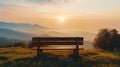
(0, 47, 120, 67)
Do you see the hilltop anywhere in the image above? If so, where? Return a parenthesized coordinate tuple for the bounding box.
(0, 47, 119, 67)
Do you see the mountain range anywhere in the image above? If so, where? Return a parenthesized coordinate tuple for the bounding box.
(0, 21, 48, 34)
(0, 21, 95, 49)
(0, 21, 96, 40)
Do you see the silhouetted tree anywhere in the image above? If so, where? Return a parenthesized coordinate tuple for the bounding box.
(93, 28, 120, 51)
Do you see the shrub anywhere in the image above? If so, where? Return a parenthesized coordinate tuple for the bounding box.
(93, 28, 120, 51)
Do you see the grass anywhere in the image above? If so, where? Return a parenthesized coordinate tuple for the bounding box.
(0, 47, 120, 67)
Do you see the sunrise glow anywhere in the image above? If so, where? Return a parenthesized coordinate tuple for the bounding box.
(57, 15, 66, 23)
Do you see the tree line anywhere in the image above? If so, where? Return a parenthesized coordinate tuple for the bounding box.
(0, 41, 27, 48)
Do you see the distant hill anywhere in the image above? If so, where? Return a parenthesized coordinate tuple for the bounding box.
(0, 28, 36, 40)
(0, 21, 48, 34)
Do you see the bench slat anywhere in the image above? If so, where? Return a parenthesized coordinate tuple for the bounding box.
(33, 37, 83, 41)
(32, 41, 83, 45)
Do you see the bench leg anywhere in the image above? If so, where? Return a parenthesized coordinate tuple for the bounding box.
(37, 46, 40, 56)
(73, 45, 79, 57)
(37, 46, 43, 56)
(39, 49, 43, 55)
(73, 49, 79, 56)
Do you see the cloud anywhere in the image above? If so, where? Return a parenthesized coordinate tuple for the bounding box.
(0, 0, 72, 12)
(0, 0, 70, 6)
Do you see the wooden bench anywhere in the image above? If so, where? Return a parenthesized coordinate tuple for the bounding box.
(32, 37, 83, 56)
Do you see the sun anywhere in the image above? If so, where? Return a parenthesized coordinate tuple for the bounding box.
(57, 15, 66, 22)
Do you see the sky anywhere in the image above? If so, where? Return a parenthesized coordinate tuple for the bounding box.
(0, 0, 120, 33)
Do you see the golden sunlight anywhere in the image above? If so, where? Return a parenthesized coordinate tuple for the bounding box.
(57, 15, 66, 23)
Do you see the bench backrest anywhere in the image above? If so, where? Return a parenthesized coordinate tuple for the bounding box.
(32, 37, 83, 46)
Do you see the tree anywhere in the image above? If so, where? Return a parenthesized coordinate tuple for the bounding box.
(93, 28, 120, 51)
